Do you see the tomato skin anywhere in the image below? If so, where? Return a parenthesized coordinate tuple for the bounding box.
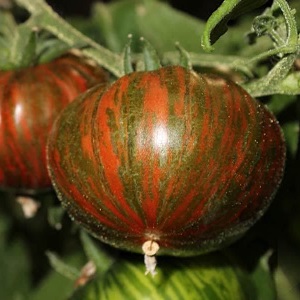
(71, 252, 254, 300)
(0, 54, 108, 193)
(47, 66, 285, 256)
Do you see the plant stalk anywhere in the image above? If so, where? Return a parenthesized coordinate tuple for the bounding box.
(15, 0, 124, 77)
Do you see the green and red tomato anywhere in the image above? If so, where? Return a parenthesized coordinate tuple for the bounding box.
(70, 250, 275, 300)
(0, 54, 108, 193)
(47, 66, 285, 256)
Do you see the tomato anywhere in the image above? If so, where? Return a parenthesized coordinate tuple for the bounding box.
(0, 54, 108, 193)
(47, 66, 285, 256)
(70, 251, 274, 300)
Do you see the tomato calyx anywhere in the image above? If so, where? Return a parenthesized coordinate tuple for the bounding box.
(0, 10, 81, 71)
(122, 36, 192, 77)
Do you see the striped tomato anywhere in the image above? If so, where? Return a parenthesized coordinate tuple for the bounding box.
(0, 54, 108, 193)
(70, 251, 271, 300)
(47, 66, 285, 256)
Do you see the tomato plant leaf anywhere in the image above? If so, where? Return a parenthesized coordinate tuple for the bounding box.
(30, 252, 86, 300)
(47, 205, 65, 230)
(176, 43, 192, 70)
(80, 230, 115, 275)
(0, 10, 16, 37)
(239, 0, 300, 97)
(248, 251, 277, 300)
(0, 11, 15, 69)
(0, 213, 31, 300)
(46, 251, 80, 280)
(276, 239, 300, 300)
(0, 10, 38, 70)
(11, 24, 37, 69)
(88, 0, 206, 53)
(201, 0, 268, 52)
(30, 270, 73, 300)
(16, 0, 124, 77)
(282, 121, 300, 158)
(134, 0, 205, 53)
(89, 2, 121, 53)
(122, 34, 134, 74)
(267, 94, 298, 115)
(141, 37, 161, 71)
(242, 54, 300, 96)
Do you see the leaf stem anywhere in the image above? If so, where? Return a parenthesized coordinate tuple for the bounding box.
(246, 45, 298, 65)
(274, 0, 298, 46)
(15, 0, 124, 77)
(201, 0, 238, 52)
(161, 51, 252, 76)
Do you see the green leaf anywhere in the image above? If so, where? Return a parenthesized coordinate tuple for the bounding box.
(290, 0, 300, 29)
(16, 0, 123, 77)
(46, 251, 80, 280)
(47, 205, 65, 230)
(242, 53, 300, 97)
(141, 37, 161, 71)
(0, 11, 16, 70)
(275, 267, 300, 300)
(276, 240, 300, 300)
(66, 16, 103, 44)
(0, 10, 16, 37)
(0, 214, 31, 300)
(89, 0, 206, 53)
(0, 211, 11, 237)
(276, 71, 300, 95)
(30, 252, 86, 300)
(0, 18, 39, 70)
(248, 251, 277, 300)
(122, 34, 134, 74)
(228, 250, 277, 300)
(80, 230, 115, 275)
(134, 0, 205, 53)
(201, 0, 268, 52)
(176, 42, 192, 70)
(273, 0, 298, 47)
(90, 2, 125, 53)
(239, 0, 300, 97)
(266, 94, 298, 115)
(282, 121, 299, 157)
(288, 213, 300, 248)
(30, 270, 74, 300)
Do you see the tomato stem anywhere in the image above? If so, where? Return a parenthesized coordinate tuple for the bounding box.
(15, 0, 124, 77)
(142, 240, 160, 256)
(142, 240, 159, 277)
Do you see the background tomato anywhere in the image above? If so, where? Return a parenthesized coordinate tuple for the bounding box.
(0, 54, 108, 193)
(70, 250, 274, 300)
(47, 66, 285, 256)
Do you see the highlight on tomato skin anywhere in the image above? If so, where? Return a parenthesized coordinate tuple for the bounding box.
(0, 54, 108, 194)
(47, 65, 286, 256)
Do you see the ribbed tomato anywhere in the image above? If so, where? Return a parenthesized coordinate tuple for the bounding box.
(47, 66, 285, 256)
(0, 54, 108, 193)
(71, 252, 264, 300)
